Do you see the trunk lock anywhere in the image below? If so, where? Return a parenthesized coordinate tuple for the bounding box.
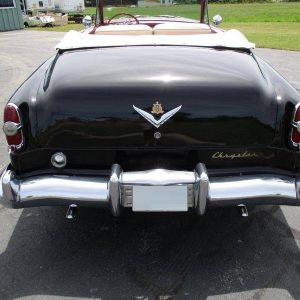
(154, 132, 161, 140)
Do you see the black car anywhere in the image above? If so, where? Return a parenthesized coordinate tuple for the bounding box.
(1, 0, 300, 218)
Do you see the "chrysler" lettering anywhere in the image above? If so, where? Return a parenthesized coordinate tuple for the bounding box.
(212, 151, 260, 160)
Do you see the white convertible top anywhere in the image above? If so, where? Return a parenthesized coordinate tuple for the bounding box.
(55, 29, 255, 51)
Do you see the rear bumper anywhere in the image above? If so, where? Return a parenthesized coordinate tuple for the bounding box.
(1, 163, 299, 215)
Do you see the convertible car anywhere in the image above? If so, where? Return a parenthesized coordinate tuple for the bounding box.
(1, 0, 300, 218)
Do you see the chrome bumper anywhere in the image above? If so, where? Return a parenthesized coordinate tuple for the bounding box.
(0, 163, 299, 215)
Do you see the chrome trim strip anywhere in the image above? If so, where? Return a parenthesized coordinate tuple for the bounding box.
(133, 105, 182, 128)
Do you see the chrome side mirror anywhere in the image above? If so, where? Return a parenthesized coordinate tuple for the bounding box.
(212, 15, 222, 26)
(82, 15, 92, 28)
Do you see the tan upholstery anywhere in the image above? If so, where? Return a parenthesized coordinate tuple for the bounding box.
(95, 24, 153, 35)
(153, 23, 212, 35)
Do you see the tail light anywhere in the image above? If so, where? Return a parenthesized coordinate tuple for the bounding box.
(3, 104, 24, 152)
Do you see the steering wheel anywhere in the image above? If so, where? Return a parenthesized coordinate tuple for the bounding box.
(107, 13, 140, 25)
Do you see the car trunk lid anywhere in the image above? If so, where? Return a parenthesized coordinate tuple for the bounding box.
(35, 46, 277, 149)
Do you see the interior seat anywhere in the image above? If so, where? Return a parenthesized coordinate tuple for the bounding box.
(153, 23, 212, 35)
(95, 24, 153, 35)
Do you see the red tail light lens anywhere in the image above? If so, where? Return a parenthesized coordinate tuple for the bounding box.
(3, 104, 23, 151)
(4, 105, 20, 123)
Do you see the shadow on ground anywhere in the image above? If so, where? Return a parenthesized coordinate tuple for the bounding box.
(0, 206, 300, 299)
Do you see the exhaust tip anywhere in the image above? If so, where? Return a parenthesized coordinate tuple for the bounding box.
(237, 204, 248, 217)
(66, 204, 77, 220)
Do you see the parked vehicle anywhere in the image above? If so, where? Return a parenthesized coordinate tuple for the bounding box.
(23, 14, 40, 27)
(1, 0, 300, 218)
(23, 14, 55, 27)
(38, 15, 56, 26)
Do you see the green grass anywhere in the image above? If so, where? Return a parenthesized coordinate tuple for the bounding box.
(85, 2, 300, 22)
(29, 2, 300, 50)
(208, 2, 300, 23)
(223, 22, 300, 51)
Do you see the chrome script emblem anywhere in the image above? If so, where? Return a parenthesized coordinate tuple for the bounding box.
(151, 101, 164, 115)
(212, 151, 260, 160)
(133, 103, 182, 128)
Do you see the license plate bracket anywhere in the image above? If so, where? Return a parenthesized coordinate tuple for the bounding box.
(132, 185, 188, 212)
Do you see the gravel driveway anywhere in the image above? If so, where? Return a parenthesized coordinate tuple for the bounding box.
(0, 30, 300, 300)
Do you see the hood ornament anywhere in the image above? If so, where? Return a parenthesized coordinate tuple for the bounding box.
(133, 102, 181, 128)
(151, 101, 164, 115)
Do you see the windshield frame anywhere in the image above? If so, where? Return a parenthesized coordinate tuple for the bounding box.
(95, 0, 209, 26)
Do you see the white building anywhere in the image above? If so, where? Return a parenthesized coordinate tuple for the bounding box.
(53, 0, 84, 12)
(25, 0, 84, 12)
(25, 0, 55, 10)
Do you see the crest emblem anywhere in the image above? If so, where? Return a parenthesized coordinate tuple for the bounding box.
(151, 101, 164, 115)
(133, 102, 182, 128)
